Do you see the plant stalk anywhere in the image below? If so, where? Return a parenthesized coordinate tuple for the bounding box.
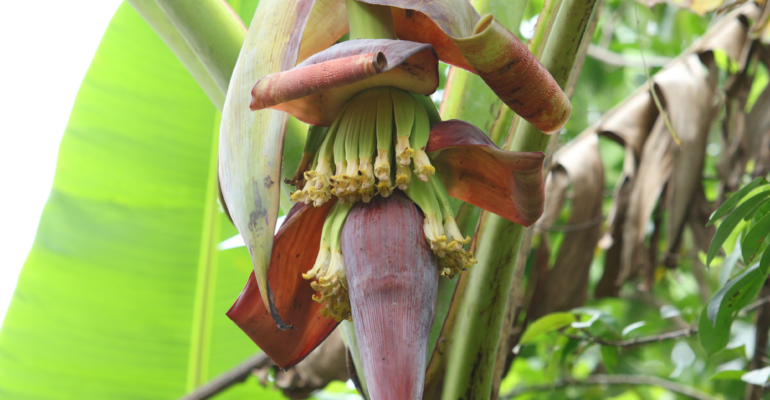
(345, 0, 396, 40)
(490, 2, 603, 395)
(486, 0, 558, 146)
(127, 0, 235, 110)
(339, 321, 370, 398)
(441, 0, 529, 147)
(442, 0, 602, 397)
(154, 0, 246, 96)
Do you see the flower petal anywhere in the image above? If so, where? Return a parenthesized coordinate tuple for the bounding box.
(227, 201, 338, 369)
(426, 120, 545, 226)
(341, 192, 438, 400)
(251, 39, 439, 126)
(360, 0, 571, 133)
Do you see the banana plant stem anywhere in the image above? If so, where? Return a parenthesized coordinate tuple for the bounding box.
(127, 0, 236, 110)
(345, 0, 396, 40)
(154, 0, 246, 96)
(442, 0, 603, 397)
(441, 0, 529, 148)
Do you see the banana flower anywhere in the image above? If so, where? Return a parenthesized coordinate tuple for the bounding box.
(221, 0, 570, 397)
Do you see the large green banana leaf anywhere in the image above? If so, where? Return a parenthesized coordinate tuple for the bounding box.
(0, 2, 290, 399)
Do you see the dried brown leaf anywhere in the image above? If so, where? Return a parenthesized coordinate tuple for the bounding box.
(529, 134, 605, 320)
(656, 55, 717, 255)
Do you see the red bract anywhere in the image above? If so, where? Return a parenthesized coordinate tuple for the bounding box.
(342, 193, 437, 400)
(428, 120, 546, 226)
(251, 40, 439, 126)
(227, 201, 337, 368)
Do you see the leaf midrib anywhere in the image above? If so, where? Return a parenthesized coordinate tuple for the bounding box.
(186, 112, 223, 391)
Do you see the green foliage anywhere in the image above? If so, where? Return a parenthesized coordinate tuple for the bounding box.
(520, 312, 576, 344)
(710, 369, 745, 380)
(707, 177, 768, 225)
(698, 179, 770, 356)
(741, 212, 770, 265)
(706, 187, 770, 267)
(699, 264, 764, 356)
(0, 2, 291, 399)
(601, 345, 620, 372)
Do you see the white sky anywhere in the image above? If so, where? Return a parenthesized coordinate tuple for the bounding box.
(0, 1, 122, 325)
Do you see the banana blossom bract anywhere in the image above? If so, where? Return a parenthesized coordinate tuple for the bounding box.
(221, 0, 570, 369)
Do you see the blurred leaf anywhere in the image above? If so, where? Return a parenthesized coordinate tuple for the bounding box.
(669, 341, 695, 378)
(720, 237, 742, 286)
(707, 177, 769, 226)
(545, 336, 570, 383)
(746, 62, 769, 113)
(742, 366, 770, 385)
(741, 212, 770, 266)
(660, 305, 682, 319)
(601, 345, 620, 373)
(710, 370, 745, 381)
(520, 312, 576, 344)
(607, 391, 642, 400)
(0, 3, 283, 399)
(571, 308, 618, 335)
(707, 191, 770, 267)
(560, 338, 581, 365)
(712, 48, 740, 74)
(761, 245, 770, 281)
(621, 321, 646, 337)
(699, 264, 765, 356)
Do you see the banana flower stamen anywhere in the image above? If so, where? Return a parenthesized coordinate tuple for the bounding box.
(303, 202, 353, 322)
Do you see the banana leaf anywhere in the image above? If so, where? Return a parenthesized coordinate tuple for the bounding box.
(0, 3, 290, 399)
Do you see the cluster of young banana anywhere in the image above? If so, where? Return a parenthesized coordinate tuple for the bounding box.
(302, 202, 353, 322)
(290, 87, 435, 206)
(297, 88, 477, 318)
(405, 175, 477, 279)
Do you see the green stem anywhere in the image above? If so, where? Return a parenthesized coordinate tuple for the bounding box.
(345, 0, 396, 40)
(442, 0, 602, 398)
(441, 0, 529, 148)
(509, 0, 600, 153)
(154, 0, 246, 95)
(127, 0, 231, 110)
(493, 0, 561, 146)
(528, 0, 562, 58)
(339, 321, 371, 398)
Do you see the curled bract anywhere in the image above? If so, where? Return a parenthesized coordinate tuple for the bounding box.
(251, 39, 439, 126)
(227, 201, 339, 368)
(359, 0, 572, 132)
(427, 120, 546, 227)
